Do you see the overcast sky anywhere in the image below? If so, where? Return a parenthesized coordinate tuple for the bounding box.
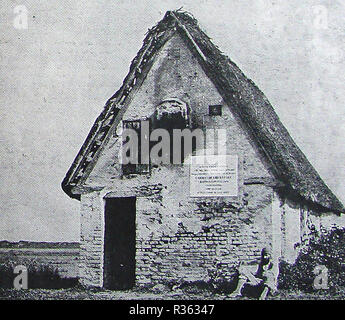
(0, 0, 344, 242)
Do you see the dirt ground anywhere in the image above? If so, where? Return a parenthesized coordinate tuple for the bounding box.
(0, 287, 342, 300)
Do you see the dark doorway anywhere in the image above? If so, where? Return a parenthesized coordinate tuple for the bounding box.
(103, 197, 136, 290)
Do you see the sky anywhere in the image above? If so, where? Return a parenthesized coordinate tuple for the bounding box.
(0, 0, 344, 242)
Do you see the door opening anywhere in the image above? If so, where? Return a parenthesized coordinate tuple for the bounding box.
(103, 197, 136, 290)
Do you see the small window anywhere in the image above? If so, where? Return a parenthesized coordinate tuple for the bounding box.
(209, 105, 222, 116)
(152, 99, 190, 164)
(122, 120, 149, 175)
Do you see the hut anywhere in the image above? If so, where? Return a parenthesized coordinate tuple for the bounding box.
(62, 11, 344, 289)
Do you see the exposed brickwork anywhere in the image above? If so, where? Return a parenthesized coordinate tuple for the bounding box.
(79, 192, 104, 287)
(135, 184, 272, 286)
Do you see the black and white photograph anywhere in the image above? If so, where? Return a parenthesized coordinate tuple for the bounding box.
(0, 0, 344, 306)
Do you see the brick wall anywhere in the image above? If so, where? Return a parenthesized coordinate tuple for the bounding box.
(135, 183, 273, 286)
(79, 192, 104, 287)
(78, 177, 273, 287)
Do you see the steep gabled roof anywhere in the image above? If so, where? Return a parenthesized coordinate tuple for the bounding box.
(62, 10, 344, 213)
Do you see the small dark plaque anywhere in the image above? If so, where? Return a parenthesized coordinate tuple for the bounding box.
(209, 105, 222, 116)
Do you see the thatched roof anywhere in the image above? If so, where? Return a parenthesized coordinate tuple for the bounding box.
(62, 10, 344, 213)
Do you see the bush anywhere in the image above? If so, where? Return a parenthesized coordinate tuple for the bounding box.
(0, 258, 78, 289)
(278, 226, 345, 294)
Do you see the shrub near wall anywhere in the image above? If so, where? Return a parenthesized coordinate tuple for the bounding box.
(278, 226, 345, 294)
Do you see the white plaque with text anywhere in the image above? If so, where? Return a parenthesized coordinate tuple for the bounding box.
(190, 155, 238, 197)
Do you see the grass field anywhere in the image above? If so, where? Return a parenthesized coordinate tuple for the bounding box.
(0, 241, 79, 279)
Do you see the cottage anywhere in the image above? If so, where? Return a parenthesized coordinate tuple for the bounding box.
(62, 11, 344, 289)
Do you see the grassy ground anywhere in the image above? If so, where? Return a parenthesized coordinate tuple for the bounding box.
(0, 287, 343, 300)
